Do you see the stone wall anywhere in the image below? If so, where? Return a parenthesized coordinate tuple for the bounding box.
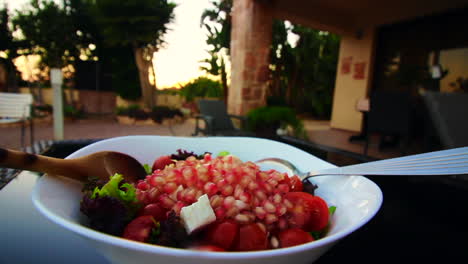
(229, 0, 273, 115)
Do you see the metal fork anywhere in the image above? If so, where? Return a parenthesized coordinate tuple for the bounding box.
(256, 147, 468, 180)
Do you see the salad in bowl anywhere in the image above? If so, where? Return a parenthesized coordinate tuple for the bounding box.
(80, 149, 334, 252)
(33, 136, 383, 264)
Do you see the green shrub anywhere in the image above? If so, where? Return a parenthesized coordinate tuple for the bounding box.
(246, 106, 307, 139)
(150, 106, 183, 123)
(178, 77, 223, 102)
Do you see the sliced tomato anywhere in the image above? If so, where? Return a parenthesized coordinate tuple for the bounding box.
(232, 223, 268, 251)
(122, 215, 156, 242)
(138, 203, 167, 221)
(289, 175, 303, 192)
(152, 155, 174, 171)
(190, 245, 225, 252)
(284, 192, 329, 232)
(278, 228, 314, 248)
(204, 219, 239, 250)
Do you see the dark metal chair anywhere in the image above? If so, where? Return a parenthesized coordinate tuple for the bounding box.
(192, 99, 255, 137)
(422, 91, 468, 149)
(364, 90, 412, 155)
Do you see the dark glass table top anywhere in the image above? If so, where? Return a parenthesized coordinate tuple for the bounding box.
(1, 137, 467, 264)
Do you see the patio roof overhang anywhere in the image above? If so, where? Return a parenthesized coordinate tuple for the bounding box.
(270, 0, 468, 36)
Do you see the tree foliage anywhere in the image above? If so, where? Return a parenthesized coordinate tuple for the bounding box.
(199, 0, 231, 103)
(200, 2, 340, 119)
(91, 0, 176, 107)
(269, 22, 340, 118)
(12, 0, 85, 68)
(178, 76, 223, 102)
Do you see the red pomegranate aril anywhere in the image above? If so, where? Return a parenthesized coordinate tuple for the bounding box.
(139, 203, 166, 221)
(255, 207, 267, 219)
(263, 201, 276, 213)
(158, 194, 175, 209)
(255, 190, 267, 200)
(265, 213, 278, 224)
(276, 183, 290, 193)
(214, 207, 226, 219)
(223, 196, 235, 209)
(210, 195, 223, 208)
(204, 182, 218, 196)
(272, 193, 282, 203)
(137, 181, 149, 191)
(221, 185, 234, 196)
(163, 182, 178, 194)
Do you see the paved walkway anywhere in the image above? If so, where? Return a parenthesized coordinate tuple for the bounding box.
(0, 116, 412, 160)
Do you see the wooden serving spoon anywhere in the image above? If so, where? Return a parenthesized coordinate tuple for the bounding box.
(0, 148, 147, 183)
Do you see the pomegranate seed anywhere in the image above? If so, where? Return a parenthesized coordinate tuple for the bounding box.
(184, 188, 197, 203)
(234, 200, 248, 210)
(255, 190, 267, 200)
(226, 207, 239, 217)
(273, 193, 282, 204)
(284, 199, 293, 209)
(239, 176, 251, 187)
(265, 214, 278, 224)
(234, 214, 250, 224)
(276, 184, 290, 193)
(226, 173, 236, 184)
(214, 207, 226, 219)
(267, 179, 278, 187)
(263, 183, 273, 193)
(158, 194, 175, 209)
(147, 188, 159, 202)
(149, 175, 165, 186)
(263, 201, 276, 213)
(211, 194, 223, 205)
(248, 181, 258, 190)
(255, 207, 267, 219)
(195, 189, 204, 199)
(276, 205, 287, 216)
(217, 179, 228, 188)
(137, 181, 149, 191)
(270, 236, 279, 248)
(223, 196, 236, 209)
(172, 201, 186, 214)
(221, 185, 234, 196)
(239, 192, 251, 203)
(163, 182, 178, 194)
(203, 182, 218, 196)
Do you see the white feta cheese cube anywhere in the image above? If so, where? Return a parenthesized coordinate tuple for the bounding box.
(180, 194, 216, 234)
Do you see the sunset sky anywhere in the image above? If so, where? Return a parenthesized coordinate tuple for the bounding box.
(3, 0, 213, 89)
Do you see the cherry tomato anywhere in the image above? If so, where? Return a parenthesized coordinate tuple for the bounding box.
(138, 203, 167, 221)
(122, 215, 156, 242)
(204, 219, 239, 250)
(152, 155, 174, 171)
(289, 175, 303, 192)
(232, 223, 268, 251)
(284, 192, 329, 232)
(278, 228, 314, 248)
(190, 245, 225, 252)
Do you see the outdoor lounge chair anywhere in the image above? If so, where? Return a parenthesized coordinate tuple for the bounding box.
(192, 99, 255, 137)
(0, 92, 34, 150)
(422, 91, 468, 149)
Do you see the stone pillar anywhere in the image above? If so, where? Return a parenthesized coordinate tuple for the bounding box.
(229, 0, 273, 115)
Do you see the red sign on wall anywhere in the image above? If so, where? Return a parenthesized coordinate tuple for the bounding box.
(340, 56, 353, 74)
(353, 62, 366, 80)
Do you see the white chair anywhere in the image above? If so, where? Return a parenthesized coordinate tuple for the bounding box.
(0, 92, 34, 150)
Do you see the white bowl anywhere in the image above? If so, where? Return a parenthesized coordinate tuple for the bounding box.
(32, 136, 383, 264)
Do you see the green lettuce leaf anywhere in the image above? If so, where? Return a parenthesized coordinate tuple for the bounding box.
(91, 173, 138, 204)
